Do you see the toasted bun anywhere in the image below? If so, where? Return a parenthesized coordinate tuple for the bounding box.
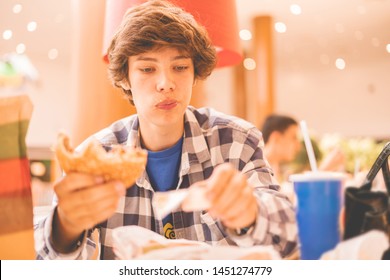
(55, 132, 147, 187)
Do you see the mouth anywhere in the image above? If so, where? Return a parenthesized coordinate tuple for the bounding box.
(156, 99, 178, 110)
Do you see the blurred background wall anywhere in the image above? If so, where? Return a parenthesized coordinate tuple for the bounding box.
(1, 0, 389, 149)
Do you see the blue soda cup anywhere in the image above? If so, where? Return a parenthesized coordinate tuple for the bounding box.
(289, 172, 344, 260)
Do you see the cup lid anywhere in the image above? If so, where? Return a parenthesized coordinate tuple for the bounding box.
(289, 171, 346, 182)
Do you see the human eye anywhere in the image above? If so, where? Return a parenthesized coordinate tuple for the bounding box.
(139, 66, 155, 73)
(174, 65, 189, 72)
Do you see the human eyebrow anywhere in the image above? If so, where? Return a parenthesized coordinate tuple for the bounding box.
(172, 55, 191, 61)
(135, 55, 191, 62)
(135, 56, 157, 62)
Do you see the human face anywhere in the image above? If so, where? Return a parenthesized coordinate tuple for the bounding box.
(279, 125, 301, 163)
(127, 47, 194, 135)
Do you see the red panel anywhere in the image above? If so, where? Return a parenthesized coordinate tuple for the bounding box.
(0, 158, 31, 196)
(102, 0, 242, 67)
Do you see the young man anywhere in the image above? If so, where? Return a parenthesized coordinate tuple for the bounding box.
(35, 0, 297, 259)
(261, 115, 302, 183)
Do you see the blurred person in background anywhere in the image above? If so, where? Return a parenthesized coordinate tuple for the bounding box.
(261, 114, 301, 183)
(261, 114, 346, 203)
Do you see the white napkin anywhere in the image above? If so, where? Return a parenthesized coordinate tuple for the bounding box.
(320, 230, 389, 260)
(153, 184, 211, 219)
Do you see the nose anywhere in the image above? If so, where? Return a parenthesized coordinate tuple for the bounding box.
(156, 70, 175, 93)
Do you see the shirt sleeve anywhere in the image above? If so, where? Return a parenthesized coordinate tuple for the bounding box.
(34, 206, 97, 260)
(226, 127, 298, 258)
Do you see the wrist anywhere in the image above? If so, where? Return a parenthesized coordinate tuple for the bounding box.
(235, 221, 256, 236)
(52, 207, 85, 253)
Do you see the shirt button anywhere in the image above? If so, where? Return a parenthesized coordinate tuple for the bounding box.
(272, 235, 280, 244)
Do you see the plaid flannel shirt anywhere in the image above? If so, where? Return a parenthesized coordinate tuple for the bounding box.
(35, 106, 298, 259)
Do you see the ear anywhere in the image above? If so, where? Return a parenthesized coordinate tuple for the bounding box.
(269, 131, 282, 143)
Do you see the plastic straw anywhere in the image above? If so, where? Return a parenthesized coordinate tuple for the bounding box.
(299, 120, 318, 172)
(354, 158, 360, 180)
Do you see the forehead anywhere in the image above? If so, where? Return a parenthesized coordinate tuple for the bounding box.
(131, 47, 190, 60)
(284, 125, 299, 136)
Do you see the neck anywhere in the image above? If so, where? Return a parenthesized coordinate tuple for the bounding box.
(265, 144, 283, 171)
(264, 145, 279, 166)
(139, 122, 184, 151)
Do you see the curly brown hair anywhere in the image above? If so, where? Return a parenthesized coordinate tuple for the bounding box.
(107, 0, 217, 104)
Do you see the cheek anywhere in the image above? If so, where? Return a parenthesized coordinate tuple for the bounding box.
(180, 80, 195, 97)
(284, 140, 297, 155)
(128, 70, 150, 87)
(132, 92, 153, 109)
(131, 89, 148, 108)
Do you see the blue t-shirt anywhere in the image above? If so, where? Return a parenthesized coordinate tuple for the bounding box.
(145, 137, 183, 239)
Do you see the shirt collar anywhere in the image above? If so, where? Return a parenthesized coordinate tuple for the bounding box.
(182, 107, 211, 166)
(126, 107, 211, 187)
(125, 117, 142, 148)
(125, 107, 211, 165)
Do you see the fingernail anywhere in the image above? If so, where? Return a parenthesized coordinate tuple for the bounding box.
(95, 176, 105, 184)
(206, 191, 214, 201)
(115, 182, 126, 196)
(208, 210, 218, 220)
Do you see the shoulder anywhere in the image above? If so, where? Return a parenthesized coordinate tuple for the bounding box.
(187, 106, 262, 140)
(79, 114, 137, 149)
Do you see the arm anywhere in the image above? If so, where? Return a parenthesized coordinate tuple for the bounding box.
(34, 173, 125, 259)
(204, 127, 298, 257)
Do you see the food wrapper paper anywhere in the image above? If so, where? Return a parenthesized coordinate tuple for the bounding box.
(112, 226, 281, 260)
(320, 230, 389, 260)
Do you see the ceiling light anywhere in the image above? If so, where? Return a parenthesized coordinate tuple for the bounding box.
(30, 162, 46, 177)
(275, 22, 287, 33)
(243, 58, 256, 70)
(13, 4, 23, 14)
(48, 48, 59, 60)
(2, 30, 13, 40)
(335, 58, 346, 70)
(290, 4, 302, 15)
(239, 29, 252, 41)
(27, 21, 37, 32)
(16, 43, 26, 54)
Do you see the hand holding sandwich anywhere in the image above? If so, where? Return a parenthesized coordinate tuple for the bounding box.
(52, 173, 125, 253)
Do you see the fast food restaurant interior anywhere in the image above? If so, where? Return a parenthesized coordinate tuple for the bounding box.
(1, 0, 390, 260)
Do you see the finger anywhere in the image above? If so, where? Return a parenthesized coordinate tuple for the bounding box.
(89, 198, 121, 222)
(222, 186, 255, 221)
(59, 188, 120, 221)
(55, 172, 104, 196)
(58, 186, 122, 230)
(223, 196, 257, 229)
(211, 172, 247, 215)
(58, 180, 123, 215)
(223, 211, 256, 230)
(76, 180, 124, 205)
(206, 163, 235, 201)
(64, 205, 116, 231)
(70, 196, 121, 229)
